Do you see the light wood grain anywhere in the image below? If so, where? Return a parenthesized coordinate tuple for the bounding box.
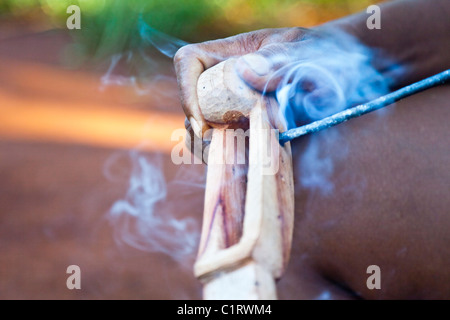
(197, 58, 259, 128)
(195, 59, 294, 300)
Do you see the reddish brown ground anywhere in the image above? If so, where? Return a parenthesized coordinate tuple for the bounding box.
(0, 27, 203, 299)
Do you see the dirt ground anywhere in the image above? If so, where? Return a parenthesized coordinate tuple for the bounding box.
(0, 27, 205, 299)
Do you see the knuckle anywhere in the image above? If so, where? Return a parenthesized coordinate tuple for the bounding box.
(242, 31, 266, 50)
(260, 43, 289, 57)
(289, 27, 310, 40)
(173, 44, 196, 64)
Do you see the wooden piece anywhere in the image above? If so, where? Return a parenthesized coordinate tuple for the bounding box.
(195, 59, 294, 300)
(197, 58, 260, 128)
(197, 128, 247, 257)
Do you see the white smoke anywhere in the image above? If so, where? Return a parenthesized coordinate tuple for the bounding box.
(271, 30, 397, 195)
(105, 150, 203, 264)
(138, 15, 188, 58)
(101, 18, 203, 265)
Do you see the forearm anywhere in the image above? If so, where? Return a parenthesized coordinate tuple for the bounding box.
(320, 0, 450, 88)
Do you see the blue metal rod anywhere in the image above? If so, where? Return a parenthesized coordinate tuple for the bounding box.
(279, 69, 450, 145)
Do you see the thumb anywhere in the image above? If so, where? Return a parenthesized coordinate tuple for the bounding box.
(235, 45, 290, 92)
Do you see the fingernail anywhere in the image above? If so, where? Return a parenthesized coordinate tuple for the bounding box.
(189, 117, 202, 139)
(241, 54, 271, 76)
(203, 128, 213, 142)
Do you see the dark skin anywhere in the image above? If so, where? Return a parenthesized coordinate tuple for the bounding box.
(283, 84, 450, 299)
(174, 0, 450, 299)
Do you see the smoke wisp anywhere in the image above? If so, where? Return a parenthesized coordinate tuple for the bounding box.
(105, 150, 203, 264)
(270, 30, 397, 195)
(102, 18, 203, 265)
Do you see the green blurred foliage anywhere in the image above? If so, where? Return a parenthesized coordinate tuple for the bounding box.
(0, 0, 379, 63)
(1, 0, 219, 61)
(0, 0, 218, 39)
(81, 0, 218, 59)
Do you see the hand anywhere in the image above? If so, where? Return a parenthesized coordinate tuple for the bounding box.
(173, 27, 313, 139)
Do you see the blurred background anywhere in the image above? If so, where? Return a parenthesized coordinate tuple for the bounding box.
(0, 0, 380, 299)
(0, 0, 381, 62)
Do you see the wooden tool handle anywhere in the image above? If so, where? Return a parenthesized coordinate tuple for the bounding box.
(197, 58, 260, 128)
(195, 59, 294, 300)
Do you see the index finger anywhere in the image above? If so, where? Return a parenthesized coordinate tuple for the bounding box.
(173, 33, 267, 138)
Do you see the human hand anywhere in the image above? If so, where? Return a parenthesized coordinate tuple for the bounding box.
(173, 27, 313, 139)
(175, 25, 389, 145)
